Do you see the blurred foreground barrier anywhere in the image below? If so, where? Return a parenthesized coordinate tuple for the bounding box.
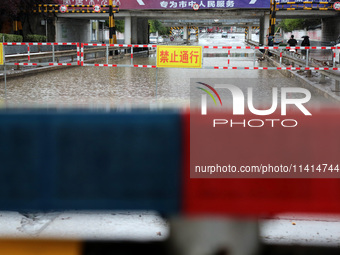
(1, 109, 340, 215)
(0, 110, 182, 213)
(2, 109, 340, 255)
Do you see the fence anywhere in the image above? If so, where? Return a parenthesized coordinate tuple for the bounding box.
(2, 42, 340, 70)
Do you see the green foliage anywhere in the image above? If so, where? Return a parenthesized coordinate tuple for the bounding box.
(115, 20, 124, 33)
(105, 19, 124, 33)
(279, 19, 321, 32)
(25, 34, 47, 42)
(0, 33, 23, 42)
(149, 20, 169, 35)
(279, 19, 304, 32)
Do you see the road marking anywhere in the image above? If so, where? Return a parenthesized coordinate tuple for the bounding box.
(249, 0, 257, 4)
(137, 0, 145, 5)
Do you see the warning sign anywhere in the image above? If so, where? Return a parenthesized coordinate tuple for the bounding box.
(157, 45, 202, 68)
(0, 43, 3, 65)
(334, 1, 340, 10)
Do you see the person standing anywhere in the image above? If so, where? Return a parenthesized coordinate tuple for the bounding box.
(287, 35, 298, 53)
(267, 33, 274, 56)
(301, 35, 310, 55)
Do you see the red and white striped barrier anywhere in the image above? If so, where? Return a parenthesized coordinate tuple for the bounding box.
(203, 45, 340, 50)
(81, 43, 84, 66)
(83, 43, 157, 48)
(209, 66, 339, 71)
(8, 62, 74, 66)
(3, 42, 78, 46)
(3, 42, 79, 66)
(3, 43, 340, 70)
(90, 64, 157, 68)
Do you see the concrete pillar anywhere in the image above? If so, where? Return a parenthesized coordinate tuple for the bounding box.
(247, 26, 252, 41)
(183, 25, 188, 44)
(321, 16, 340, 44)
(131, 17, 149, 44)
(124, 16, 132, 44)
(259, 14, 270, 46)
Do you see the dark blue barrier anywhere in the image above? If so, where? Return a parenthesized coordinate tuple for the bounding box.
(0, 110, 182, 214)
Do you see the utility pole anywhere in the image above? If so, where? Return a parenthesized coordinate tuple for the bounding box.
(109, 0, 117, 44)
(269, 0, 276, 35)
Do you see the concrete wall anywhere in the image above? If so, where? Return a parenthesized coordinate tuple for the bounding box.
(56, 18, 91, 43)
(322, 16, 340, 45)
(130, 17, 149, 44)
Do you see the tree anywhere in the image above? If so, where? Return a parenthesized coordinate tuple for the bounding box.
(279, 18, 321, 32)
(105, 19, 124, 33)
(0, 0, 57, 32)
(149, 20, 169, 35)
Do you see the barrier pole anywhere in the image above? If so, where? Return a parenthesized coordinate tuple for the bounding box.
(228, 50, 230, 66)
(52, 44, 55, 62)
(253, 48, 256, 67)
(306, 49, 309, 67)
(3, 44, 6, 100)
(109, 0, 117, 45)
(333, 49, 336, 68)
(27, 43, 30, 63)
(131, 47, 133, 65)
(155, 67, 158, 99)
(106, 45, 109, 64)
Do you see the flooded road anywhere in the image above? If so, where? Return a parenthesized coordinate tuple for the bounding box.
(0, 33, 337, 108)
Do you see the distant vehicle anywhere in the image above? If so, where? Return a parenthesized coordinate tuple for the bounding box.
(149, 36, 158, 44)
(158, 36, 164, 43)
(149, 36, 164, 44)
(222, 32, 228, 38)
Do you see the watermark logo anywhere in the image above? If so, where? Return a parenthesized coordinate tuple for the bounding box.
(196, 82, 223, 115)
(197, 82, 312, 116)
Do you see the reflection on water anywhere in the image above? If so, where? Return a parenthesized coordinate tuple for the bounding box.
(0, 38, 338, 108)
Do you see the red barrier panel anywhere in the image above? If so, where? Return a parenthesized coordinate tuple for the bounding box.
(182, 108, 340, 217)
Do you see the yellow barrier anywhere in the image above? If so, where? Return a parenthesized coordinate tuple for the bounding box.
(0, 239, 81, 255)
(0, 43, 3, 65)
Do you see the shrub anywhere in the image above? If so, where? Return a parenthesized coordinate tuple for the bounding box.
(0, 33, 23, 42)
(25, 34, 47, 42)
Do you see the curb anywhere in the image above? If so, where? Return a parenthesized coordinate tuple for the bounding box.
(266, 56, 340, 102)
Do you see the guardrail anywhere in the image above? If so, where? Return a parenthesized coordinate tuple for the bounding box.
(3, 42, 80, 66)
(81, 43, 157, 68)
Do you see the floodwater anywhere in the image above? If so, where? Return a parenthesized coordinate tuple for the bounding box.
(0, 33, 338, 108)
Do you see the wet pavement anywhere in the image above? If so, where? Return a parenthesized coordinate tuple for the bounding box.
(0, 33, 338, 108)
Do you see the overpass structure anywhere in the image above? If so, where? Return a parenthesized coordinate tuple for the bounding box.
(51, 0, 339, 45)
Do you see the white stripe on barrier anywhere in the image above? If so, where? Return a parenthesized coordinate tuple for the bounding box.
(83, 63, 157, 68)
(203, 46, 340, 50)
(9, 61, 77, 67)
(3, 42, 78, 46)
(133, 64, 157, 68)
(77, 43, 80, 65)
(209, 66, 339, 71)
(83, 43, 157, 48)
(81, 43, 84, 66)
